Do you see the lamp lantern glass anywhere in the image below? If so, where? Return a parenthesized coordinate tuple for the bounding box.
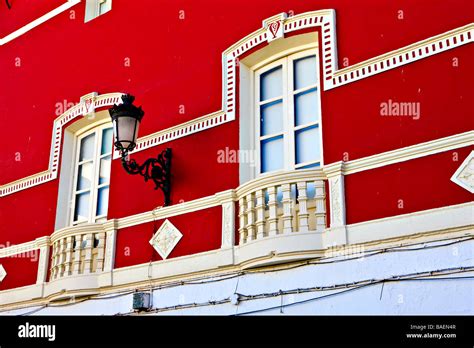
(108, 94, 144, 154)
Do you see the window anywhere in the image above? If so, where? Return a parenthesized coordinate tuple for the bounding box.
(84, 0, 112, 22)
(71, 125, 113, 225)
(255, 49, 321, 175)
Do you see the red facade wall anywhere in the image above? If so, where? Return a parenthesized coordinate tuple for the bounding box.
(114, 206, 222, 268)
(345, 147, 474, 224)
(0, 254, 39, 291)
(108, 125, 238, 219)
(322, 46, 474, 164)
(0, 0, 472, 288)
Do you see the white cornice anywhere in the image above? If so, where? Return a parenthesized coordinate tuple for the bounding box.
(0, 236, 49, 258)
(342, 131, 473, 175)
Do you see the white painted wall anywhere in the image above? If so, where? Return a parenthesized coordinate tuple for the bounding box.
(4, 237, 473, 316)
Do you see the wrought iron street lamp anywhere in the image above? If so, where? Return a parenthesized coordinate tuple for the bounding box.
(109, 94, 172, 206)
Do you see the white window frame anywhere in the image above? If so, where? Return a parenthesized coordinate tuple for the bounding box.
(253, 48, 323, 177)
(84, 0, 112, 23)
(69, 122, 112, 226)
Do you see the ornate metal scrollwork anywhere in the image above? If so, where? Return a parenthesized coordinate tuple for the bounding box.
(121, 148, 172, 206)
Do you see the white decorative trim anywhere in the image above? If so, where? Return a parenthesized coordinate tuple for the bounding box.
(346, 202, 473, 245)
(0, 240, 38, 258)
(0, 92, 123, 197)
(325, 163, 346, 229)
(0, 264, 6, 283)
(221, 201, 235, 248)
(0, 1, 81, 46)
(332, 24, 473, 88)
(149, 220, 183, 259)
(103, 221, 117, 272)
(264, 13, 287, 43)
(451, 150, 474, 193)
(329, 177, 343, 226)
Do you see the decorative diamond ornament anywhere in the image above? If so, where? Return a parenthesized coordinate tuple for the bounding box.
(451, 151, 474, 193)
(0, 264, 6, 283)
(149, 219, 183, 259)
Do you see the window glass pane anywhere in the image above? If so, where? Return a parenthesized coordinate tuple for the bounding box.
(74, 192, 90, 222)
(101, 128, 113, 155)
(295, 125, 320, 164)
(260, 100, 283, 136)
(261, 135, 284, 173)
(294, 55, 317, 90)
(79, 133, 95, 161)
(295, 88, 319, 126)
(96, 186, 109, 216)
(98, 155, 111, 185)
(260, 66, 282, 101)
(297, 162, 320, 170)
(77, 162, 93, 190)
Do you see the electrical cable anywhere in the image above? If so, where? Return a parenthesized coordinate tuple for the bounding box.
(134, 266, 474, 315)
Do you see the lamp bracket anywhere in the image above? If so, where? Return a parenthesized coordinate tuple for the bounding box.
(121, 148, 172, 206)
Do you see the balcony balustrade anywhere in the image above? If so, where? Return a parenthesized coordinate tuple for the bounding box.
(236, 169, 327, 245)
(49, 223, 115, 281)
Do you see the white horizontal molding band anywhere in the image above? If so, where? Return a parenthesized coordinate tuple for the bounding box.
(0, 236, 48, 259)
(339, 130, 473, 175)
(331, 23, 473, 88)
(1, 10, 472, 195)
(0, 0, 81, 46)
(346, 202, 473, 245)
(0, 240, 37, 258)
(0, 202, 471, 308)
(117, 189, 235, 229)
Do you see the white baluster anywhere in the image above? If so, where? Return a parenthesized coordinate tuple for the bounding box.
(315, 180, 326, 232)
(238, 197, 247, 244)
(51, 242, 59, 280)
(59, 238, 67, 277)
(246, 193, 256, 241)
(297, 181, 309, 232)
(96, 232, 106, 271)
(267, 186, 278, 236)
(64, 236, 74, 276)
(255, 189, 266, 239)
(73, 235, 83, 274)
(83, 233, 93, 274)
(282, 184, 293, 233)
